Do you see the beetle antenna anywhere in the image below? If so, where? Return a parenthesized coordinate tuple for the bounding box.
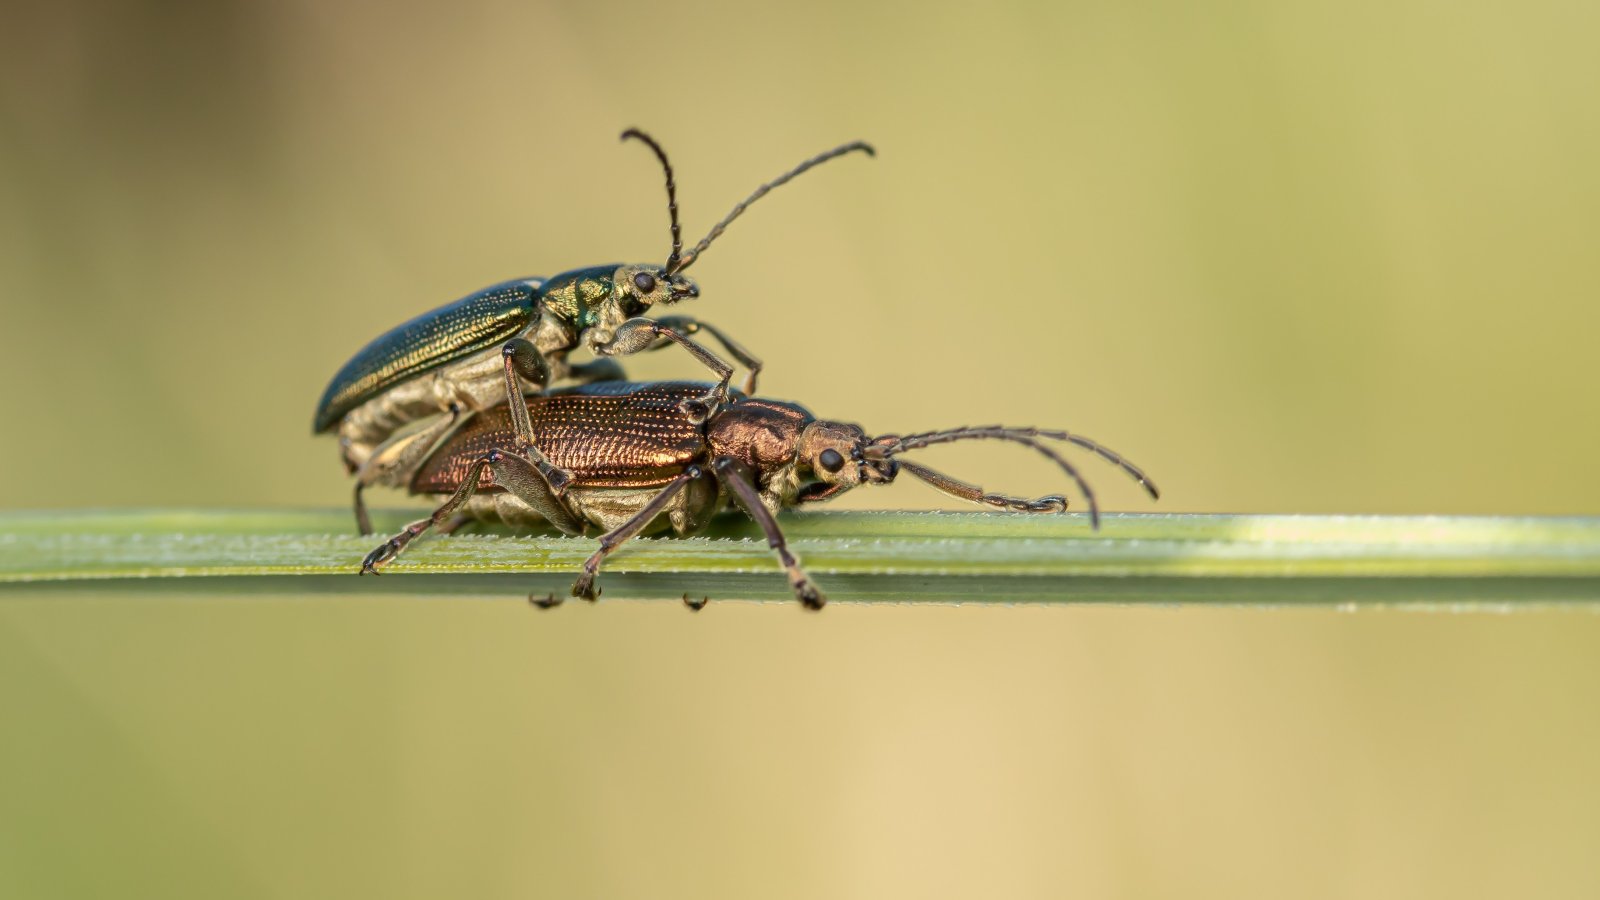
(670, 140, 875, 275)
(883, 426, 1159, 501)
(621, 128, 683, 273)
(883, 430, 1105, 528)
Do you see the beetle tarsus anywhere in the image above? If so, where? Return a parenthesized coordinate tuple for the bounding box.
(683, 593, 709, 612)
(570, 576, 602, 602)
(531, 593, 564, 610)
(797, 581, 826, 611)
(360, 536, 405, 574)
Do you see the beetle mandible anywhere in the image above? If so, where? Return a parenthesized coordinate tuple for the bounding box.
(358, 381, 1160, 609)
(313, 130, 874, 534)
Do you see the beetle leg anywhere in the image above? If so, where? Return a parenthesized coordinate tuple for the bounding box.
(351, 405, 465, 535)
(652, 316, 763, 395)
(592, 318, 735, 422)
(567, 358, 628, 384)
(569, 466, 705, 602)
(360, 447, 584, 575)
(711, 457, 825, 610)
(500, 339, 573, 495)
(361, 448, 495, 574)
(501, 337, 550, 390)
(794, 482, 848, 504)
(893, 458, 1070, 514)
(487, 448, 586, 534)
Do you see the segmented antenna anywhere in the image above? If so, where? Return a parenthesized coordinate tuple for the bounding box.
(886, 426, 1160, 501)
(621, 128, 683, 273)
(878, 426, 1159, 529)
(670, 140, 876, 275)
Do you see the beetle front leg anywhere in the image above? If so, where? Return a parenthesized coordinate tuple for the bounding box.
(712, 457, 825, 610)
(652, 316, 763, 395)
(569, 467, 705, 602)
(893, 458, 1070, 513)
(592, 319, 736, 422)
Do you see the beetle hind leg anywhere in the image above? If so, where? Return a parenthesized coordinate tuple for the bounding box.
(360, 445, 500, 574)
(359, 446, 585, 575)
(351, 404, 465, 535)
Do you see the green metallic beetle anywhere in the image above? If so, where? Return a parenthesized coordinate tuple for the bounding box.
(313, 130, 874, 534)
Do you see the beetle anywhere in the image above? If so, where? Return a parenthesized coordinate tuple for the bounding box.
(313, 130, 874, 535)
(357, 381, 1159, 609)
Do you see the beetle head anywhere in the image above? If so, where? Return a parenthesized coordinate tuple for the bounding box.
(795, 421, 898, 496)
(793, 422, 1162, 525)
(613, 264, 699, 316)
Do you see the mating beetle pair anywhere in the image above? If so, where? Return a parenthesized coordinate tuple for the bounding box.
(313, 130, 872, 535)
(316, 131, 1159, 607)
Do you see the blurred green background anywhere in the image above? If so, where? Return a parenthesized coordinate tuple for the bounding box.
(3, 0, 1599, 897)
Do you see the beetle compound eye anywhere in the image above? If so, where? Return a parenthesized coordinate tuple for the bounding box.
(818, 448, 845, 473)
(633, 272, 658, 294)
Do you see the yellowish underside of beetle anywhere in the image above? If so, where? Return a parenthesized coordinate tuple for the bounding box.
(448, 478, 726, 536)
(338, 312, 579, 473)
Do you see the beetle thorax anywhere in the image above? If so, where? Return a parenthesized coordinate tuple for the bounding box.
(705, 399, 812, 477)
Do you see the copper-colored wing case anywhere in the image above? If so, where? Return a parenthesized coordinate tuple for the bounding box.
(410, 382, 713, 493)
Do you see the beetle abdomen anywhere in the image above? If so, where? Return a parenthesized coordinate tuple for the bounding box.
(313, 278, 540, 433)
(410, 382, 712, 493)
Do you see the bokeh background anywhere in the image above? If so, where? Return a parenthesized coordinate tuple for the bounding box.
(3, 1, 1600, 897)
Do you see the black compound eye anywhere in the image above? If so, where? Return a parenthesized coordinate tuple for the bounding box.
(818, 448, 845, 474)
(633, 272, 658, 294)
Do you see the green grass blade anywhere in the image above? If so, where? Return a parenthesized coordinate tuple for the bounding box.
(2, 509, 1599, 605)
